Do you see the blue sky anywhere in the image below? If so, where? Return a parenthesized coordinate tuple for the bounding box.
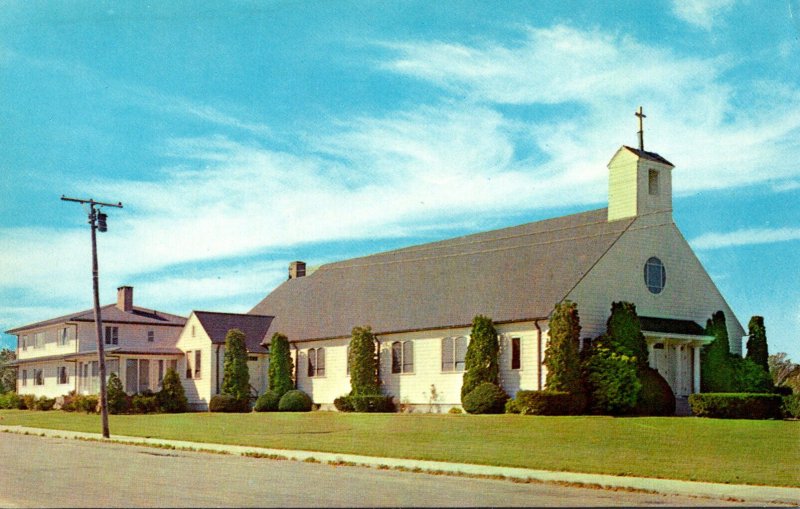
(1, 1, 799, 362)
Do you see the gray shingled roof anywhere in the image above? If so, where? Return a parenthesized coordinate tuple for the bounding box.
(251, 208, 634, 344)
(194, 311, 273, 353)
(6, 305, 187, 334)
(639, 316, 707, 336)
(621, 146, 674, 167)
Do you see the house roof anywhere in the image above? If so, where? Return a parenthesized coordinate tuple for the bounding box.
(639, 316, 707, 336)
(620, 145, 674, 167)
(6, 305, 187, 334)
(193, 311, 273, 353)
(7, 347, 184, 366)
(251, 208, 634, 343)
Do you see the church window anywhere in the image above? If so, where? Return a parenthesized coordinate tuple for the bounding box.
(391, 341, 414, 374)
(648, 169, 659, 195)
(441, 336, 467, 372)
(644, 257, 666, 294)
(308, 348, 325, 377)
(511, 337, 521, 370)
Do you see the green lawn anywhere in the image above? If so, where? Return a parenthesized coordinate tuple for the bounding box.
(1, 410, 797, 487)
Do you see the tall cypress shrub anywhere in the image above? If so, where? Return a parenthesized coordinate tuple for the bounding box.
(159, 368, 188, 413)
(701, 311, 734, 392)
(461, 315, 500, 399)
(349, 326, 380, 396)
(544, 300, 582, 394)
(268, 332, 294, 397)
(746, 316, 769, 372)
(604, 301, 648, 368)
(222, 328, 251, 405)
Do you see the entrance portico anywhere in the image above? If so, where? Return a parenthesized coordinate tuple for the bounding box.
(640, 317, 714, 397)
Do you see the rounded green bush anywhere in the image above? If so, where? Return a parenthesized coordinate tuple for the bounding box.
(254, 390, 281, 412)
(462, 382, 507, 414)
(631, 367, 676, 416)
(333, 395, 354, 412)
(209, 394, 248, 412)
(278, 390, 313, 412)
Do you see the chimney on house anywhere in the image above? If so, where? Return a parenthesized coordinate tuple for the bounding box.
(117, 286, 133, 312)
(288, 261, 306, 280)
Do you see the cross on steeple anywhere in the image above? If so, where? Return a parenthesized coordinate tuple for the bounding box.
(635, 106, 646, 151)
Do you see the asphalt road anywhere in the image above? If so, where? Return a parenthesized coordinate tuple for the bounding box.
(0, 433, 752, 507)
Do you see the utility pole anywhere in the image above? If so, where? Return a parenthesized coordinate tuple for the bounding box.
(61, 196, 123, 439)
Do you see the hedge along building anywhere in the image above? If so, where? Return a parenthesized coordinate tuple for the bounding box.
(250, 127, 745, 412)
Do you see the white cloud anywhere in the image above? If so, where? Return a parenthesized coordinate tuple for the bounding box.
(691, 227, 800, 250)
(670, 0, 737, 30)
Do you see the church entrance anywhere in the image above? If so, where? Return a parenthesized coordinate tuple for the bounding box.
(645, 337, 707, 397)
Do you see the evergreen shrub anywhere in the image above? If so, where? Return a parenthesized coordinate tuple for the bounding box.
(604, 302, 648, 368)
(254, 390, 281, 412)
(0, 392, 22, 409)
(746, 316, 769, 371)
(515, 390, 584, 415)
(158, 368, 188, 413)
(461, 382, 507, 414)
(278, 390, 313, 412)
(106, 373, 129, 414)
(504, 398, 520, 414)
(34, 396, 56, 411)
(131, 393, 160, 414)
(222, 328, 251, 405)
(448, 406, 463, 414)
(631, 367, 676, 416)
(349, 326, 380, 396)
(209, 394, 247, 413)
(461, 315, 500, 400)
(349, 395, 394, 413)
(732, 357, 773, 393)
(688, 393, 783, 419)
(584, 348, 641, 415)
(782, 395, 800, 419)
(774, 385, 793, 396)
(268, 333, 294, 398)
(77, 395, 99, 413)
(544, 301, 583, 394)
(21, 394, 36, 410)
(701, 311, 735, 392)
(333, 395, 354, 412)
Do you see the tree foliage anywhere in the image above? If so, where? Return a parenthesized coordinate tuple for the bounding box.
(701, 310, 735, 392)
(746, 316, 769, 372)
(461, 315, 500, 400)
(583, 347, 641, 415)
(544, 300, 583, 394)
(222, 328, 250, 403)
(106, 372, 129, 414)
(769, 352, 800, 393)
(0, 348, 16, 393)
(268, 333, 294, 397)
(349, 326, 380, 396)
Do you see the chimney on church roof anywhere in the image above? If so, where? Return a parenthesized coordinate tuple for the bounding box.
(117, 286, 134, 312)
(288, 261, 306, 280)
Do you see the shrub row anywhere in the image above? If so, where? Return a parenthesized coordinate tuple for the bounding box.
(462, 383, 507, 414)
(688, 393, 783, 419)
(238, 389, 315, 413)
(781, 394, 800, 419)
(333, 394, 394, 413)
(514, 390, 585, 415)
(0, 392, 23, 409)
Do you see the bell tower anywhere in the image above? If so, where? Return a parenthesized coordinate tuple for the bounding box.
(607, 107, 674, 222)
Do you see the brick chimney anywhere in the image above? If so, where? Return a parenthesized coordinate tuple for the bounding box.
(117, 286, 133, 312)
(288, 261, 306, 280)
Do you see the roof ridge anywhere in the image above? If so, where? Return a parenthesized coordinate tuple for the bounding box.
(320, 220, 632, 272)
(326, 209, 610, 270)
(194, 310, 272, 317)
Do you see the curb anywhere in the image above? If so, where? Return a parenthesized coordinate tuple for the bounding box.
(2, 425, 798, 505)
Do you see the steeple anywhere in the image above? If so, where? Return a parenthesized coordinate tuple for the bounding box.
(607, 108, 674, 222)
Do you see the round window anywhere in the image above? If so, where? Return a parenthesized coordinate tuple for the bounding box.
(644, 257, 666, 294)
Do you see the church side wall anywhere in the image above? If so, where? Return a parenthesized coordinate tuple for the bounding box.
(293, 321, 546, 411)
(567, 217, 745, 353)
(174, 315, 214, 410)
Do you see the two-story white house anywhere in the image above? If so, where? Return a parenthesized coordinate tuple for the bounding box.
(7, 287, 187, 398)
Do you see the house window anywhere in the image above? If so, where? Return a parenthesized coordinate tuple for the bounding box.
(194, 350, 201, 379)
(391, 341, 414, 374)
(104, 326, 119, 345)
(346, 346, 350, 376)
(58, 366, 68, 384)
(168, 359, 177, 374)
(34, 332, 45, 349)
(147, 330, 154, 342)
(511, 337, 521, 370)
(648, 169, 659, 195)
(644, 257, 666, 294)
(307, 348, 325, 377)
(139, 360, 150, 393)
(185, 351, 193, 379)
(58, 328, 69, 346)
(21, 369, 27, 386)
(21, 335, 28, 351)
(158, 360, 164, 386)
(34, 368, 44, 386)
(126, 359, 138, 393)
(191, 325, 196, 337)
(442, 336, 468, 372)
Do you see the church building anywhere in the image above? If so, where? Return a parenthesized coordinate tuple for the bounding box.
(250, 113, 744, 411)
